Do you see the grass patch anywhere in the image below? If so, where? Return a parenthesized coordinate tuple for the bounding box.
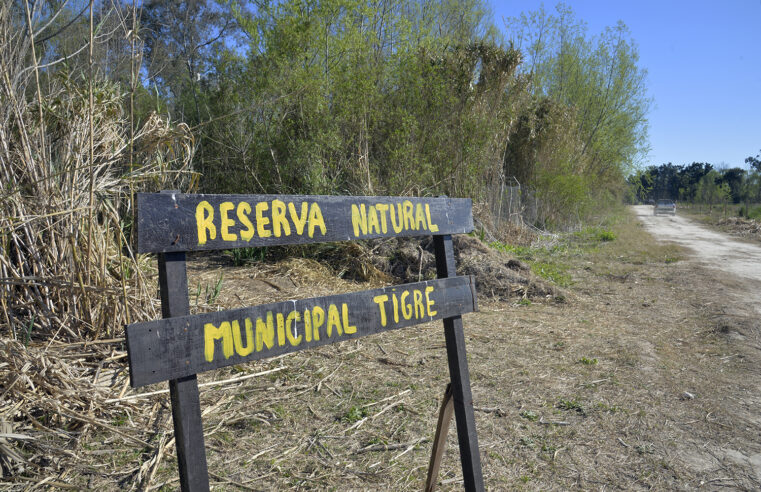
(488, 240, 575, 287)
(531, 262, 572, 287)
(341, 406, 369, 423)
(574, 226, 616, 243)
(489, 242, 535, 260)
(490, 208, 685, 292)
(587, 210, 685, 265)
(556, 398, 585, 415)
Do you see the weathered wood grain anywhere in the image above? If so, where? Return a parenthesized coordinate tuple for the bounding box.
(126, 276, 477, 387)
(136, 193, 473, 253)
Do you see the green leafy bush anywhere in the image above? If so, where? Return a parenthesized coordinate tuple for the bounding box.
(531, 262, 572, 287)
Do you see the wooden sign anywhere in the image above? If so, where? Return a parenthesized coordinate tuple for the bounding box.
(127, 276, 476, 387)
(126, 192, 484, 492)
(136, 193, 473, 253)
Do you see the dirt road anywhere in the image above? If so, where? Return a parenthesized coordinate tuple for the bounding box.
(632, 204, 761, 488)
(635, 204, 761, 299)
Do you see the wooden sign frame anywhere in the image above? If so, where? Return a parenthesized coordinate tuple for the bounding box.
(126, 192, 484, 491)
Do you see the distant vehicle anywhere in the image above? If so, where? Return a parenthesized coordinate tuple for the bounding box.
(654, 199, 676, 216)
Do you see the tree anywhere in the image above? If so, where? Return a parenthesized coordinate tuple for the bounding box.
(503, 4, 651, 225)
(678, 162, 712, 202)
(141, 0, 237, 122)
(696, 170, 730, 211)
(627, 168, 653, 203)
(718, 167, 746, 204)
(505, 5, 651, 179)
(196, 0, 516, 200)
(745, 150, 761, 172)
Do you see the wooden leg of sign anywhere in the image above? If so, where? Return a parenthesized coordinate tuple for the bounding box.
(158, 252, 210, 492)
(425, 383, 454, 492)
(433, 234, 484, 492)
(169, 375, 208, 492)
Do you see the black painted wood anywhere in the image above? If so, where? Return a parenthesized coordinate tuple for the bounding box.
(170, 375, 208, 492)
(127, 276, 477, 387)
(157, 249, 209, 491)
(136, 193, 473, 253)
(433, 234, 484, 491)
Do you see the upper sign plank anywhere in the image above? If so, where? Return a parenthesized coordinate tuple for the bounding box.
(137, 193, 473, 253)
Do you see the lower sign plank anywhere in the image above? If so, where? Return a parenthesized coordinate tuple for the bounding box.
(126, 276, 477, 387)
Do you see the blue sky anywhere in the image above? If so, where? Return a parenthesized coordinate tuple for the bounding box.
(491, 0, 761, 170)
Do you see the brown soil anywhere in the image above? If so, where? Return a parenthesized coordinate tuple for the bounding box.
(3, 211, 761, 490)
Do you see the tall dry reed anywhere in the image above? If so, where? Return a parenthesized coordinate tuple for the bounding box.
(0, 2, 195, 343)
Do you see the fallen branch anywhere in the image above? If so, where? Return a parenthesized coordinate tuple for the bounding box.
(474, 406, 506, 417)
(357, 438, 429, 454)
(538, 417, 570, 426)
(105, 367, 286, 403)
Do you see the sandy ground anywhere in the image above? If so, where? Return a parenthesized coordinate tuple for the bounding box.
(635, 205, 761, 307)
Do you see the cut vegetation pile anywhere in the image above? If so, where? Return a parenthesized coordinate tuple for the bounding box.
(368, 235, 559, 300)
(716, 216, 761, 239)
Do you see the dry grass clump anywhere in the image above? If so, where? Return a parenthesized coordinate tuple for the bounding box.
(0, 338, 138, 481)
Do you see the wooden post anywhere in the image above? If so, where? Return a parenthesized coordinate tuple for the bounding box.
(425, 383, 454, 492)
(158, 252, 209, 492)
(156, 192, 210, 492)
(433, 234, 484, 491)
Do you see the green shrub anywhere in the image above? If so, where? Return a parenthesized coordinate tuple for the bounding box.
(531, 262, 572, 287)
(489, 242, 534, 260)
(594, 229, 616, 242)
(747, 206, 761, 220)
(574, 227, 616, 243)
(557, 398, 585, 415)
(341, 406, 369, 423)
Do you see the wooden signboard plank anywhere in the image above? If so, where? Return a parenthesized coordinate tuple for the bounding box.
(433, 235, 484, 491)
(126, 276, 477, 388)
(136, 193, 473, 253)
